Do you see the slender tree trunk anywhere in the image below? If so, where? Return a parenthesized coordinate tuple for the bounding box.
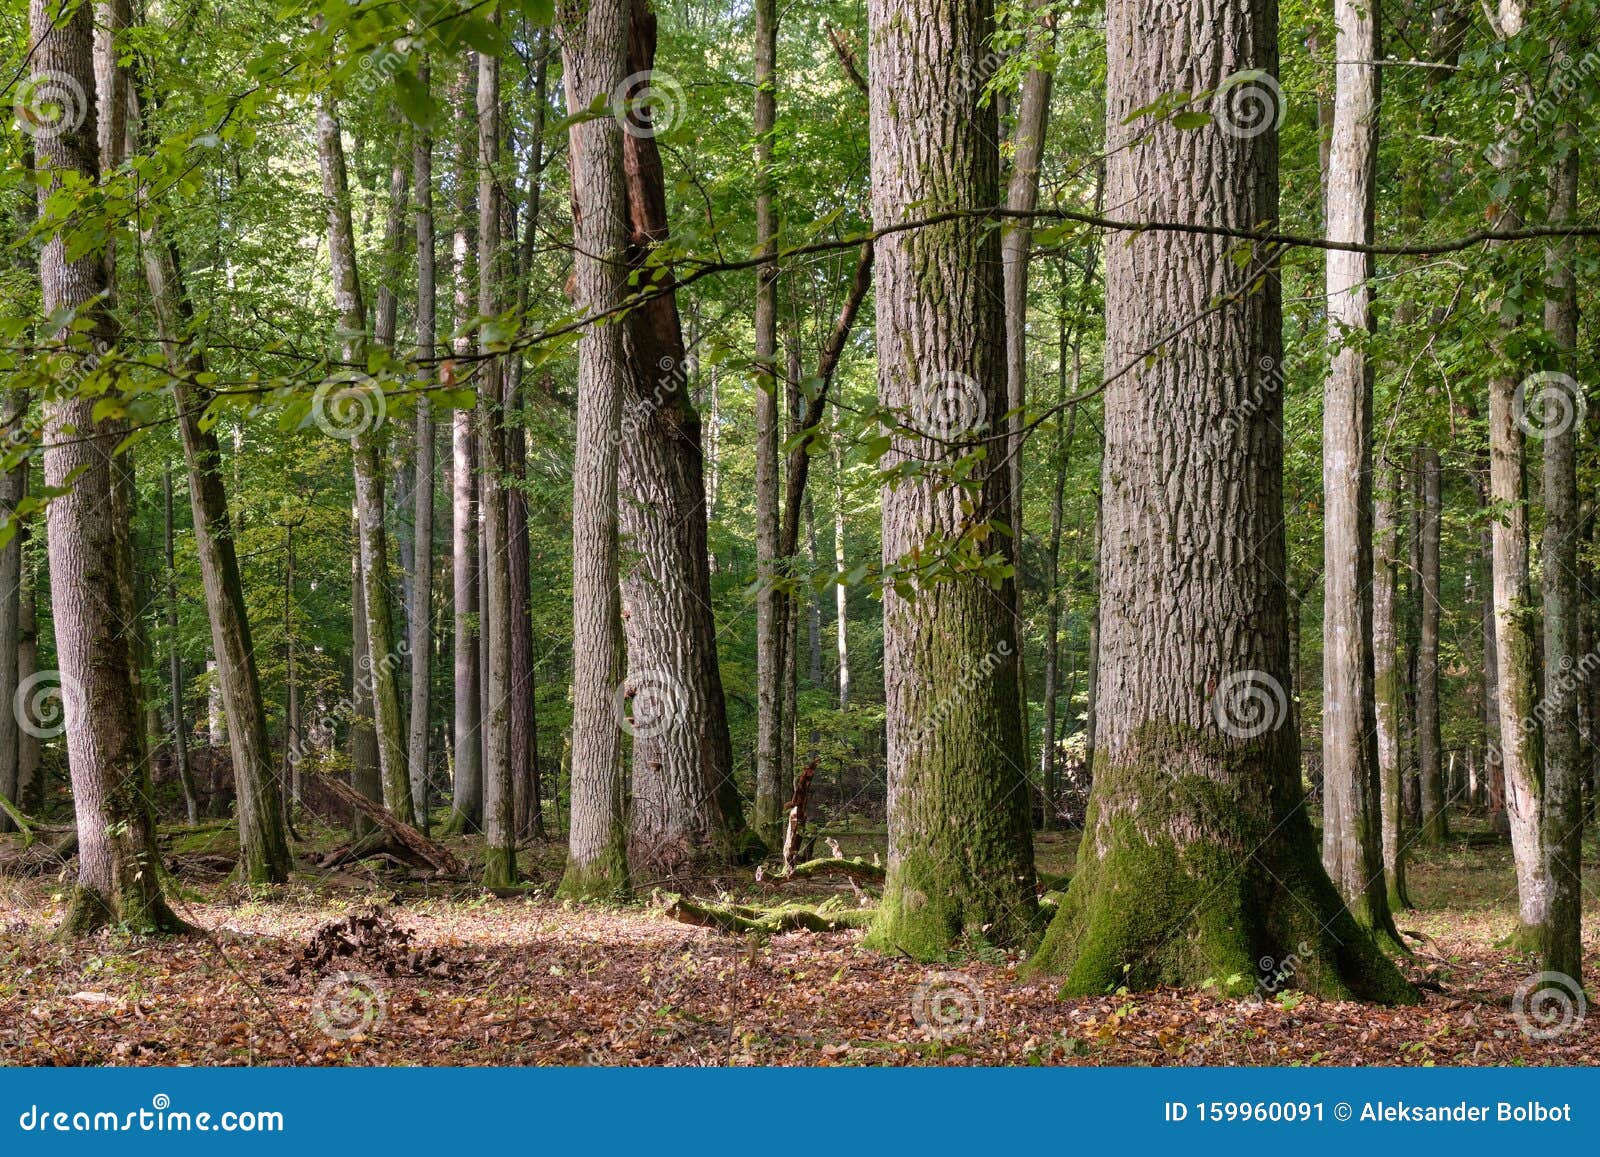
(16, 532, 39, 813)
(164, 470, 199, 826)
(1417, 444, 1446, 841)
(32, 0, 184, 934)
(477, 40, 517, 888)
(832, 407, 849, 709)
(1319, 0, 1398, 945)
(1001, 0, 1055, 788)
(863, 0, 1037, 958)
(1031, 0, 1410, 1001)
(556, 0, 631, 899)
(615, 0, 753, 874)
(350, 517, 381, 816)
(1373, 457, 1412, 910)
(751, 0, 785, 844)
(1538, 105, 1582, 983)
(408, 62, 437, 834)
(447, 57, 483, 834)
(0, 396, 24, 832)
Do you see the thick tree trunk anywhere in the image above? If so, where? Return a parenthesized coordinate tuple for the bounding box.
(615, 0, 753, 875)
(1372, 458, 1411, 910)
(556, 0, 631, 900)
(1319, 0, 1398, 946)
(407, 62, 436, 834)
(32, 0, 184, 934)
(1031, 0, 1410, 1001)
(862, 0, 1037, 958)
(751, 0, 785, 845)
(477, 41, 517, 888)
(1486, 0, 1548, 947)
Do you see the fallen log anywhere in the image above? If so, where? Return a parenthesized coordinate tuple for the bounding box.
(784, 856, 885, 884)
(659, 892, 873, 934)
(307, 775, 462, 875)
(0, 829, 77, 877)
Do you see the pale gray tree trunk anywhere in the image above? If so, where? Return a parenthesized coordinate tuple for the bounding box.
(862, 0, 1037, 958)
(0, 395, 24, 832)
(555, 0, 631, 899)
(316, 95, 412, 823)
(32, 0, 183, 934)
(1319, 0, 1398, 944)
(164, 469, 199, 826)
(1538, 105, 1582, 982)
(1372, 457, 1411, 910)
(16, 535, 38, 812)
(1031, 0, 1410, 1001)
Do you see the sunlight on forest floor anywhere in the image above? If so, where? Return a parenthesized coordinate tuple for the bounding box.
(2, 813, 1598, 1066)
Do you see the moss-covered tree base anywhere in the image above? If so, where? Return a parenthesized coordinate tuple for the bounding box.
(482, 847, 519, 890)
(556, 845, 630, 904)
(1028, 749, 1415, 1005)
(58, 885, 195, 939)
(864, 848, 1039, 961)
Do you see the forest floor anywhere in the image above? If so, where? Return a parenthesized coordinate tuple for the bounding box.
(3, 812, 1600, 1066)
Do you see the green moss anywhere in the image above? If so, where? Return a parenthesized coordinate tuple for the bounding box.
(482, 846, 519, 890)
(557, 842, 631, 903)
(865, 844, 1037, 960)
(1026, 724, 1416, 1005)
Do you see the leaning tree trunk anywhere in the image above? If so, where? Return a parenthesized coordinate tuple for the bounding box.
(476, 40, 517, 888)
(32, 0, 184, 935)
(316, 96, 412, 825)
(555, 0, 631, 900)
(1372, 457, 1412, 910)
(1538, 106, 1582, 984)
(1030, 0, 1411, 1001)
(130, 59, 290, 878)
(1319, 0, 1399, 946)
(862, 0, 1037, 958)
(407, 62, 436, 833)
(616, 0, 754, 876)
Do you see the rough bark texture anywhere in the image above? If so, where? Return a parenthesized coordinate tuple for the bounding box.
(1538, 111, 1581, 983)
(1030, 0, 1411, 1001)
(616, 0, 753, 877)
(862, 0, 1038, 958)
(555, 0, 631, 901)
(33, 0, 184, 934)
(1319, 0, 1398, 945)
(752, 0, 785, 845)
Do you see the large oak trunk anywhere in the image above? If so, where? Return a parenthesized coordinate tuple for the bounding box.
(1030, 0, 1410, 1001)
